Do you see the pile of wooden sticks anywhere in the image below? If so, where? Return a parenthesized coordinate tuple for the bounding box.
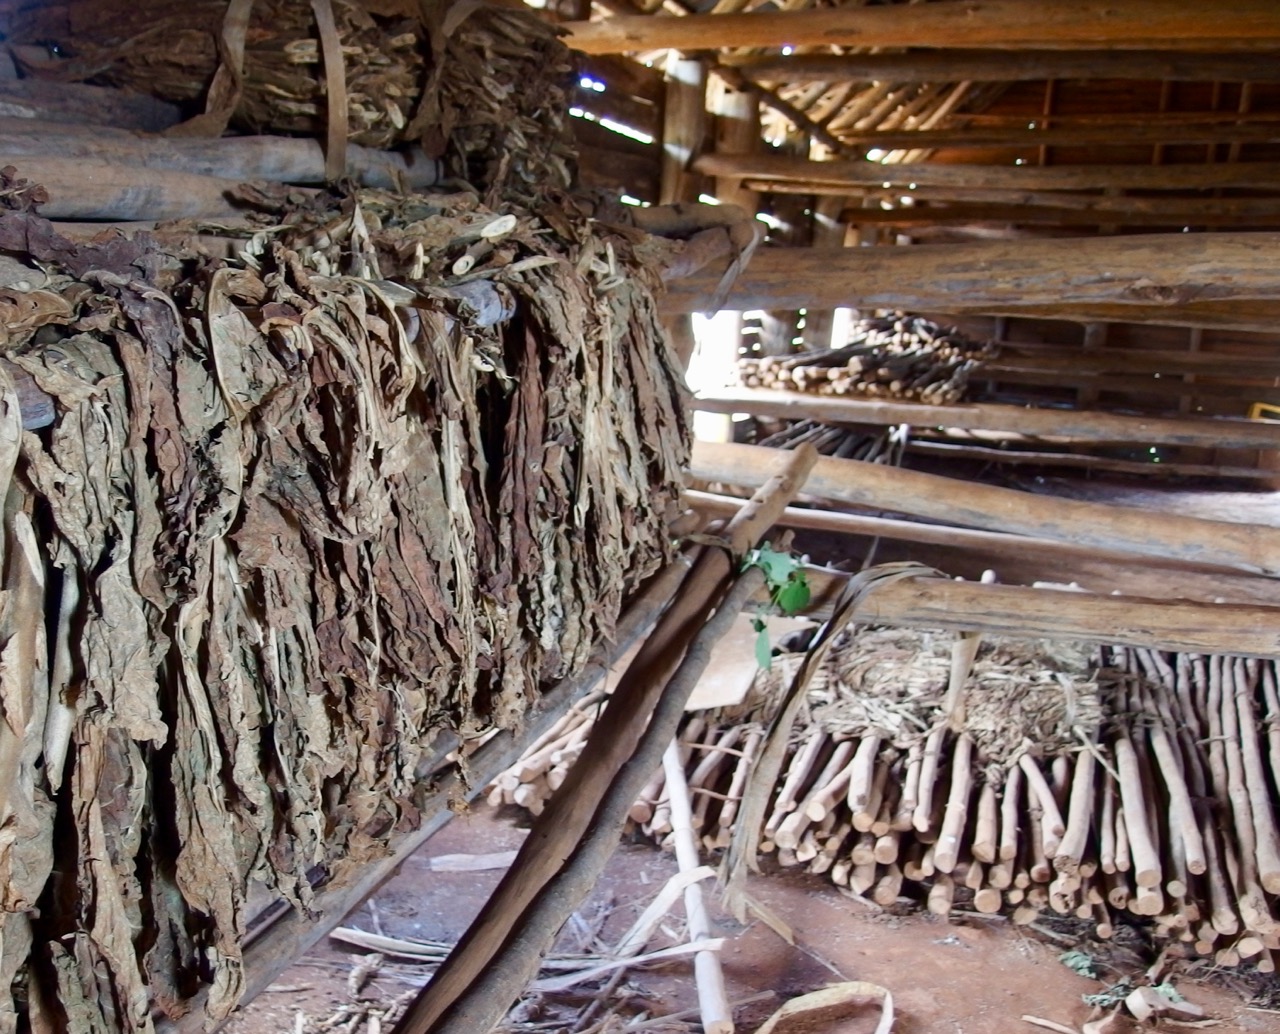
(737, 315, 994, 404)
(491, 636, 1280, 970)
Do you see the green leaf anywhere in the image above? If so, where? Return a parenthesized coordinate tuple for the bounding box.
(749, 543, 800, 589)
(774, 573, 811, 616)
(1058, 950, 1098, 980)
(755, 623, 772, 670)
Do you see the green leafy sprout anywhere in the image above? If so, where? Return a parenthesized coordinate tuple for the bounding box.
(742, 544, 811, 669)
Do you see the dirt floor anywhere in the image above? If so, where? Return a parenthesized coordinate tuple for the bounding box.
(225, 802, 1280, 1034)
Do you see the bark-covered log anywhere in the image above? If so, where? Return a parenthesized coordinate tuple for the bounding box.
(0, 131, 438, 188)
(693, 152, 1280, 192)
(692, 389, 1280, 451)
(0, 78, 181, 130)
(720, 49, 1280, 84)
(565, 0, 1280, 54)
(796, 572, 1280, 657)
(662, 234, 1280, 326)
(691, 441, 1280, 575)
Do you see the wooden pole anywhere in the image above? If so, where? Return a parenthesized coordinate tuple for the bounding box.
(796, 570, 1280, 657)
(904, 440, 1276, 482)
(659, 56, 707, 206)
(661, 233, 1280, 321)
(719, 50, 1280, 85)
(692, 152, 1280, 192)
(690, 389, 1280, 452)
(0, 79, 181, 130)
(816, 123, 1280, 151)
(684, 491, 1280, 589)
(769, 182, 1280, 222)
(0, 131, 438, 188)
(392, 446, 818, 1034)
(690, 440, 1280, 576)
(564, 1, 1280, 55)
(835, 201, 1280, 230)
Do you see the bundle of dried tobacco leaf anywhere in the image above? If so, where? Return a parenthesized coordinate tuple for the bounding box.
(9, 0, 578, 196)
(0, 179, 686, 1029)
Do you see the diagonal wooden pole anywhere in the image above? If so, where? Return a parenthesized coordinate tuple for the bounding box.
(391, 444, 818, 1034)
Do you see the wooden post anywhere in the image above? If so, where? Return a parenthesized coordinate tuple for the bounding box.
(718, 50, 1280, 85)
(690, 440, 1280, 576)
(659, 56, 706, 373)
(711, 82, 759, 214)
(565, 1, 1280, 55)
(801, 196, 847, 351)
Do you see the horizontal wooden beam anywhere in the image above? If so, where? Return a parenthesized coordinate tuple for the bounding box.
(565, 1, 1280, 55)
(839, 201, 1280, 229)
(904, 439, 1273, 480)
(687, 489, 1271, 565)
(833, 122, 1280, 151)
(692, 388, 1280, 450)
(980, 366, 1280, 405)
(996, 344, 1280, 379)
(720, 49, 1280, 84)
(660, 234, 1280, 325)
(694, 152, 1280, 192)
(799, 571, 1280, 657)
(690, 440, 1280, 575)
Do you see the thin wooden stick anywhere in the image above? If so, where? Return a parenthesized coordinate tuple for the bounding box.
(1054, 750, 1096, 876)
(846, 734, 882, 817)
(718, 729, 762, 832)
(662, 738, 733, 1034)
(897, 741, 923, 826)
(934, 735, 973, 874)
(972, 782, 998, 865)
(999, 765, 1022, 863)
(927, 873, 955, 915)
(1233, 659, 1280, 893)
(1019, 755, 1066, 857)
(1114, 734, 1162, 888)
(1099, 776, 1117, 874)
(913, 727, 947, 833)
(1143, 691, 1207, 877)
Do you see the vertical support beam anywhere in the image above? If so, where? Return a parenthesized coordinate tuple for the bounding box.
(659, 56, 707, 386)
(686, 76, 758, 441)
(1078, 322, 1107, 409)
(660, 56, 708, 205)
(711, 81, 760, 213)
(802, 195, 848, 350)
(1037, 79, 1056, 168)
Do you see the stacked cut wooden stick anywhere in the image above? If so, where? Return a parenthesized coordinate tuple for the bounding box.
(755, 418, 891, 462)
(492, 632, 1280, 970)
(737, 314, 994, 404)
